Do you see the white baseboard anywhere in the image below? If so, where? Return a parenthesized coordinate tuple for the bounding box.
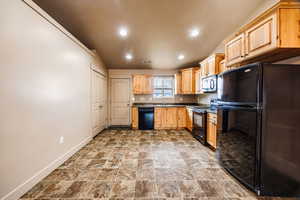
(1, 136, 93, 200)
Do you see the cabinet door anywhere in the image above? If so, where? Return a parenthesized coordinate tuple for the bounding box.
(182, 69, 194, 94)
(177, 107, 186, 128)
(181, 70, 189, 94)
(186, 108, 193, 132)
(245, 14, 277, 59)
(225, 33, 245, 66)
(207, 114, 217, 149)
(219, 59, 226, 73)
(279, 8, 300, 48)
(144, 75, 153, 94)
(200, 61, 209, 77)
(166, 108, 178, 128)
(195, 69, 201, 94)
(175, 73, 182, 94)
(207, 56, 216, 76)
(154, 108, 163, 129)
(133, 75, 143, 94)
(132, 107, 138, 129)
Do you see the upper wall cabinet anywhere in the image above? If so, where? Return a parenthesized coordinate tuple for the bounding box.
(200, 53, 225, 77)
(181, 67, 199, 94)
(225, 1, 300, 67)
(225, 33, 245, 67)
(195, 69, 201, 94)
(132, 75, 153, 94)
(175, 72, 182, 95)
(245, 14, 277, 59)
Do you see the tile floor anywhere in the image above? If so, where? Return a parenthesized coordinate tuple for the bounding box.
(20, 129, 298, 200)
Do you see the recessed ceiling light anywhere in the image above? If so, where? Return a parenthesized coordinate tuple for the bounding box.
(189, 28, 200, 38)
(125, 53, 133, 60)
(119, 27, 128, 37)
(178, 54, 185, 60)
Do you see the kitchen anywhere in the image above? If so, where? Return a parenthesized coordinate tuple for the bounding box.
(1, 0, 300, 200)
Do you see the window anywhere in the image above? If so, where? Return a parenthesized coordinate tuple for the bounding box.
(153, 76, 174, 98)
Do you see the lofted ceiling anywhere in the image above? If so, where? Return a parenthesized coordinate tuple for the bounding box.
(33, 0, 265, 69)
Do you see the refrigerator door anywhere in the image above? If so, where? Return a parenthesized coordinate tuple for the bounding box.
(217, 105, 260, 192)
(261, 64, 300, 197)
(218, 63, 261, 106)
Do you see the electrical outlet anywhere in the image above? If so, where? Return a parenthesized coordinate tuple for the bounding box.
(59, 136, 64, 144)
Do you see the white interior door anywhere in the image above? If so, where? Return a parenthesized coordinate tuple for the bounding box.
(91, 70, 107, 136)
(110, 78, 130, 126)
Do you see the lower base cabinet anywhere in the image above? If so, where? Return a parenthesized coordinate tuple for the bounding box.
(177, 107, 187, 128)
(186, 108, 193, 132)
(154, 107, 178, 129)
(207, 113, 217, 149)
(132, 107, 138, 129)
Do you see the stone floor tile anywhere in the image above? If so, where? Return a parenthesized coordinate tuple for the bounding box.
(135, 180, 157, 198)
(110, 180, 136, 198)
(96, 168, 118, 181)
(43, 169, 80, 181)
(156, 181, 181, 198)
(37, 181, 73, 198)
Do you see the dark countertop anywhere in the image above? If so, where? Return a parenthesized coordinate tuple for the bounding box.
(132, 103, 217, 114)
(133, 103, 198, 108)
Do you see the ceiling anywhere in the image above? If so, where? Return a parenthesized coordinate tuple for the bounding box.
(33, 0, 265, 69)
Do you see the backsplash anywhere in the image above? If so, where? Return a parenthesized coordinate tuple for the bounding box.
(197, 93, 217, 104)
(133, 94, 197, 103)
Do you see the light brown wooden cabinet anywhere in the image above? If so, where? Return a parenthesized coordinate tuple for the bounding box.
(207, 113, 217, 149)
(245, 14, 277, 59)
(186, 107, 193, 132)
(200, 53, 225, 77)
(132, 107, 138, 129)
(219, 59, 227, 74)
(177, 107, 187, 128)
(200, 61, 209, 77)
(132, 75, 153, 94)
(154, 107, 164, 129)
(175, 72, 182, 95)
(225, 2, 300, 67)
(165, 107, 178, 129)
(225, 33, 245, 67)
(181, 67, 199, 94)
(154, 107, 178, 129)
(195, 69, 202, 94)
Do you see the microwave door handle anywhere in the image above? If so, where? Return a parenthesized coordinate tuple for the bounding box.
(210, 80, 215, 89)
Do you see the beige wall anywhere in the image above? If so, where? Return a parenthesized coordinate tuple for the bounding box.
(0, 0, 106, 199)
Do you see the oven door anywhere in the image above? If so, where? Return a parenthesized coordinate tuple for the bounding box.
(217, 105, 261, 193)
(192, 112, 207, 145)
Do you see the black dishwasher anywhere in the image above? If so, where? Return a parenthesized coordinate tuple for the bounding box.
(138, 107, 154, 130)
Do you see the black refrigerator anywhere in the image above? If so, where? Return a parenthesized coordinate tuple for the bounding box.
(217, 63, 300, 197)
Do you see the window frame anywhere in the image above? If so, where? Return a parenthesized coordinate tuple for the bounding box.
(152, 75, 175, 98)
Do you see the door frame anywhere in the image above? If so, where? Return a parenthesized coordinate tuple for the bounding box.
(109, 77, 131, 127)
